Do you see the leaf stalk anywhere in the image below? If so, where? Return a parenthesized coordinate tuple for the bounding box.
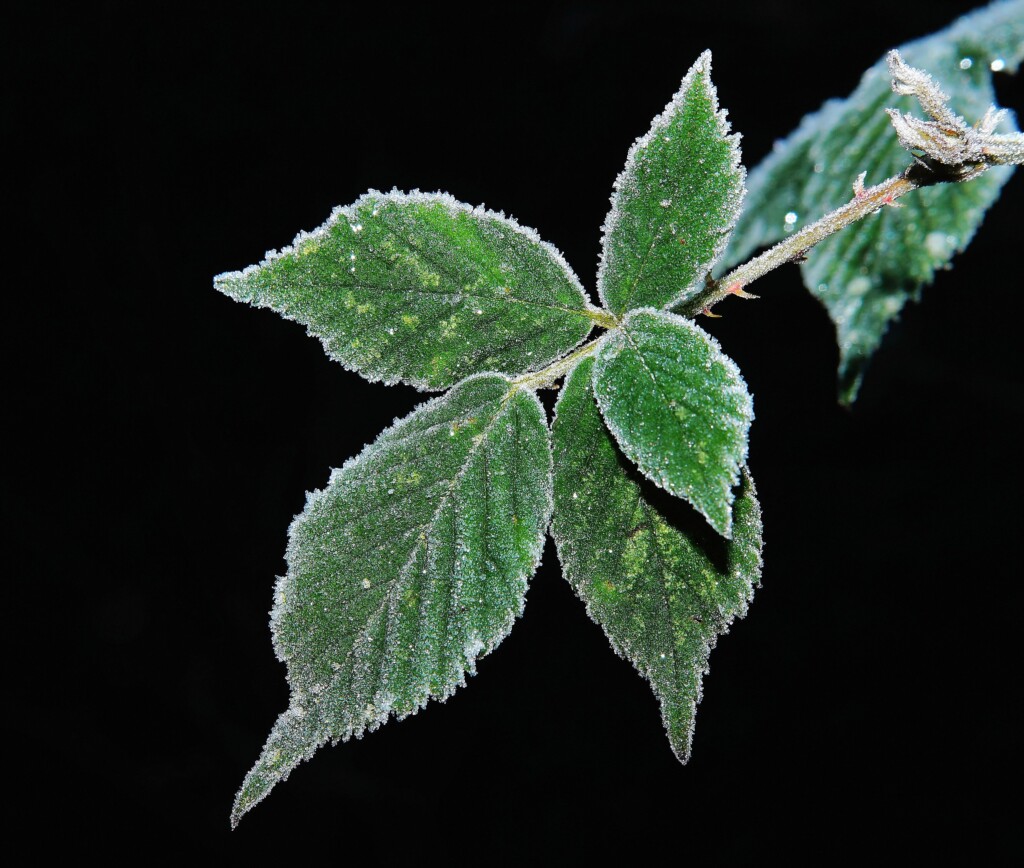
(512, 339, 602, 390)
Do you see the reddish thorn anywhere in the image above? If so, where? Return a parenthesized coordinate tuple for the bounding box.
(853, 172, 868, 199)
(727, 282, 759, 300)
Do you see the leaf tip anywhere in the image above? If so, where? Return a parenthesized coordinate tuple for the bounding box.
(668, 731, 694, 766)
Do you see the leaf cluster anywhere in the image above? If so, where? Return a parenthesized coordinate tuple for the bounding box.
(218, 51, 761, 826)
(215, 1, 1020, 826)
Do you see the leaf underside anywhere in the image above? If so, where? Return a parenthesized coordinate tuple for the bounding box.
(215, 190, 595, 390)
(721, 0, 1023, 402)
(592, 308, 753, 538)
(552, 357, 762, 762)
(232, 375, 552, 826)
(598, 50, 746, 316)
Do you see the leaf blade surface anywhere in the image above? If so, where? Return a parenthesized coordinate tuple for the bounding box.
(592, 309, 753, 537)
(721, 0, 1024, 401)
(552, 357, 762, 761)
(216, 190, 595, 390)
(598, 51, 745, 315)
(232, 374, 552, 825)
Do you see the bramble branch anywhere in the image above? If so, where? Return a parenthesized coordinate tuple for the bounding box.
(677, 50, 1024, 319)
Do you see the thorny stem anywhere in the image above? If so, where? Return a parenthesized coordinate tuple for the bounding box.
(519, 50, 1024, 386)
(676, 48, 1024, 319)
(519, 160, 949, 392)
(676, 162, 941, 319)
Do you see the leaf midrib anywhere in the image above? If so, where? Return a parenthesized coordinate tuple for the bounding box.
(292, 275, 595, 321)
(321, 387, 519, 712)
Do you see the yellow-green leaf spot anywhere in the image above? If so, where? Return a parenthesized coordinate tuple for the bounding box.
(215, 190, 598, 390)
(551, 358, 762, 762)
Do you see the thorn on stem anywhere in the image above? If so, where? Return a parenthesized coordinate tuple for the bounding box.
(853, 171, 868, 199)
(727, 282, 759, 299)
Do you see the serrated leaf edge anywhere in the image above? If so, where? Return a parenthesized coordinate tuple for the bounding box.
(592, 308, 753, 538)
(215, 188, 601, 392)
(232, 373, 552, 826)
(550, 360, 763, 762)
(596, 50, 747, 314)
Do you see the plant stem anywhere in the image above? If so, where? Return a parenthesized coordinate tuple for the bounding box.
(676, 162, 949, 318)
(513, 339, 601, 390)
(586, 307, 620, 329)
(516, 152, 979, 390)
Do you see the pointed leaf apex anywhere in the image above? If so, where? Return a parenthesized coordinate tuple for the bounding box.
(597, 53, 746, 314)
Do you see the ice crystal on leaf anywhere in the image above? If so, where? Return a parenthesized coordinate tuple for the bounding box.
(598, 51, 746, 316)
(219, 51, 761, 825)
(231, 375, 552, 826)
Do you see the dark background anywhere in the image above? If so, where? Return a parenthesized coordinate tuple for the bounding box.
(8, 0, 1021, 859)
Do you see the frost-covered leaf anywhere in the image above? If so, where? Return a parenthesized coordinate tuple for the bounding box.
(215, 190, 596, 390)
(721, 0, 1024, 402)
(551, 357, 762, 762)
(598, 51, 745, 316)
(232, 374, 552, 826)
(592, 308, 753, 537)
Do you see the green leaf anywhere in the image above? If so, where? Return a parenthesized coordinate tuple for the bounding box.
(215, 190, 597, 390)
(232, 374, 552, 826)
(592, 308, 753, 537)
(598, 50, 745, 316)
(721, 0, 1023, 402)
(552, 357, 762, 762)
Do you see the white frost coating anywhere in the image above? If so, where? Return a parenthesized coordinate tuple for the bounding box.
(596, 50, 747, 312)
(549, 360, 763, 764)
(886, 49, 1024, 173)
(233, 373, 553, 825)
(214, 188, 599, 392)
(215, 188, 590, 306)
(593, 307, 753, 538)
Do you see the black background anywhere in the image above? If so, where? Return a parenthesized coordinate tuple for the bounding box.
(8, 1, 1022, 859)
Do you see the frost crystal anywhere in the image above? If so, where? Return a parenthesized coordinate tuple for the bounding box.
(887, 50, 1024, 176)
(231, 375, 553, 826)
(215, 190, 598, 391)
(598, 51, 745, 314)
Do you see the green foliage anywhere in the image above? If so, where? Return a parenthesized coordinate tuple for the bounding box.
(552, 358, 761, 762)
(232, 375, 552, 826)
(592, 309, 752, 538)
(722, 0, 1023, 402)
(215, 190, 596, 390)
(599, 51, 745, 316)
(217, 11, 1019, 824)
